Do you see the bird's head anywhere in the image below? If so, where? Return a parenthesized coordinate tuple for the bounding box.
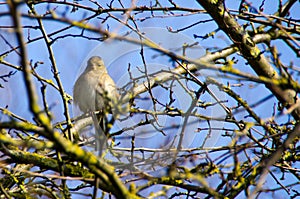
(85, 56, 106, 71)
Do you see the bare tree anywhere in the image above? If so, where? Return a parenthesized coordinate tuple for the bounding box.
(0, 0, 299, 198)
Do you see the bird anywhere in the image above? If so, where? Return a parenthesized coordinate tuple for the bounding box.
(73, 56, 119, 151)
(73, 56, 119, 114)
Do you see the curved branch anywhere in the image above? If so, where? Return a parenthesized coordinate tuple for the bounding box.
(196, 0, 300, 121)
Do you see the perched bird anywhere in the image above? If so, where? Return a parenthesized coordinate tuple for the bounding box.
(73, 56, 119, 151)
(73, 56, 119, 114)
